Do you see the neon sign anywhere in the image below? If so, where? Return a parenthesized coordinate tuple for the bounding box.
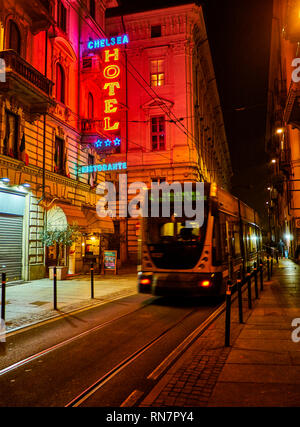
(93, 137, 121, 150)
(87, 34, 129, 50)
(79, 162, 127, 174)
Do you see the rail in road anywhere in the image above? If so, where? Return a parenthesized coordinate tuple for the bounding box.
(0, 295, 226, 407)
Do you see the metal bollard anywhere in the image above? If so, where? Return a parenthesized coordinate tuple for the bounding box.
(225, 281, 232, 347)
(53, 266, 57, 310)
(1, 273, 6, 321)
(271, 257, 273, 277)
(267, 256, 270, 281)
(247, 267, 252, 310)
(260, 260, 264, 292)
(91, 263, 94, 299)
(254, 262, 259, 299)
(237, 271, 243, 324)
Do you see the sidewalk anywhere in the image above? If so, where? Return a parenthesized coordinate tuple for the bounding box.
(141, 259, 300, 407)
(2, 267, 138, 332)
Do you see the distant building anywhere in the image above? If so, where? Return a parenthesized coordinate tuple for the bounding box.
(266, 0, 300, 258)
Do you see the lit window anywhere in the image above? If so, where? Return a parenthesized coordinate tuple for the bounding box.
(150, 59, 165, 87)
(151, 116, 165, 151)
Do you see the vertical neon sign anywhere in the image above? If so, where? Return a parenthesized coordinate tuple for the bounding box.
(103, 48, 121, 132)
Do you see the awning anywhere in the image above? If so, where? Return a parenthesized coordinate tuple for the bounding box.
(55, 203, 88, 228)
(84, 209, 114, 234)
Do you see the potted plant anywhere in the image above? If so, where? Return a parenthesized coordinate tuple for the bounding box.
(41, 225, 80, 280)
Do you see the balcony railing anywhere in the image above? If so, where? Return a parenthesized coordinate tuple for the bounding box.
(0, 50, 53, 96)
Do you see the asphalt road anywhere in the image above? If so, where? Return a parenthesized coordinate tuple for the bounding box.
(0, 293, 222, 407)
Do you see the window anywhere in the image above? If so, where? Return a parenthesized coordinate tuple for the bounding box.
(3, 110, 19, 159)
(54, 136, 65, 175)
(57, 0, 67, 32)
(151, 25, 161, 38)
(82, 57, 92, 69)
(88, 153, 96, 186)
(8, 21, 21, 55)
(56, 63, 65, 103)
(90, 0, 96, 20)
(151, 116, 165, 151)
(150, 59, 165, 87)
(88, 92, 94, 119)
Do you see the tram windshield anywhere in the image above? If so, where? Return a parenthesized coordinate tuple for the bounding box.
(145, 185, 210, 270)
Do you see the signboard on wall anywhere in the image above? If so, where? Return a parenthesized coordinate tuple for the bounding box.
(102, 250, 117, 274)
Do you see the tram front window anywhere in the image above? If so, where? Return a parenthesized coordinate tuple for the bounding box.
(147, 217, 208, 269)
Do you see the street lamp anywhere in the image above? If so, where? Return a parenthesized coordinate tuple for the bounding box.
(276, 128, 284, 135)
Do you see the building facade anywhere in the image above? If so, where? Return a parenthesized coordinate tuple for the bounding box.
(266, 0, 300, 259)
(104, 1, 233, 262)
(0, 0, 233, 281)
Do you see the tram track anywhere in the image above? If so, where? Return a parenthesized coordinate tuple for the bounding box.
(65, 301, 226, 407)
(0, 299, 153, 377)
(0, 295, 226, 407)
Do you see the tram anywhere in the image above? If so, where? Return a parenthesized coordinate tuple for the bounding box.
(137, 182, 262, 297)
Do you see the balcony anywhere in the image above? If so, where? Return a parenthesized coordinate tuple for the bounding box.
(283, 80, 300, 128)
(16, 0, 54, 34)
(0, 50, 55, 118)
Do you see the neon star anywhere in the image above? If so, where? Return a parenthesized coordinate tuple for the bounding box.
(95, 140, 103, 148)
(113, 138, 121, 146)
(104, 139, 112, 147)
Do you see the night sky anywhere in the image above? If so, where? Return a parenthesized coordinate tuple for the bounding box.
(117, 0, 273, 226)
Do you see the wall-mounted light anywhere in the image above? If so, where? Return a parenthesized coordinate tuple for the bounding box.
(276, 128, 284, 134)
(0, 178, 10, 183)
(22, 183, 31, 188)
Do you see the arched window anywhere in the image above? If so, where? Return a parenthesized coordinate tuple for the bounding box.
(56, 63, 65, 104)
(8, 21, 21, 55)
(88, 92, 94, 119)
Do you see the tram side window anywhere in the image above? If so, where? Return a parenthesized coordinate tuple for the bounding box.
(212, 215, 222, 265)
(232, 224, 241, 258)
(219, 213, 229, 262)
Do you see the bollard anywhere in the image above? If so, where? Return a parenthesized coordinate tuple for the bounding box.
(267, 256, 270, 281)
(53, 266, 57, 310)
(271, 257, 273, 277)
(91, 263, 94, 299)
(225, 281, 232, 347)
(1, 273, 6, 321)
(259, 260, 264, 292)
(247, 267, 252, 310)
(254, 262, 259, 299)
(237, 271, 243, 324)
(276, 250, 279, 264)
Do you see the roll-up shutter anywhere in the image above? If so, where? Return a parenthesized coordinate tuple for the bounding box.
(0, 214, 23, 282)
